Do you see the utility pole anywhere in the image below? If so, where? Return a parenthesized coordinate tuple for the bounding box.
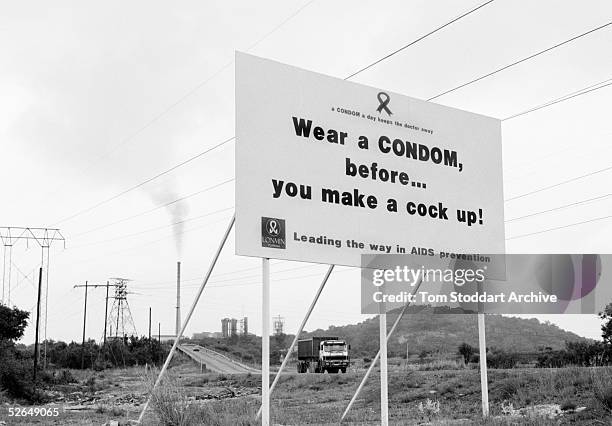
(81, 281, 88, 369)
(74, 281, 115, 346)
(148, 307, 152, 340)
(158, 322, 161, 342)
(33, 267, 43, 381)
(103, 281, 109, 346)
(176, 261, 181, 337)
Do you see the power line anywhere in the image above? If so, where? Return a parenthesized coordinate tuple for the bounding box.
(133, 263, 324, 290)
(68, 206, 233, 249)
(62, 73, 611, 231)
(50, 136, 234, 226)
(428, 20, 612, 101)
(505, 164, 612, 202)
(506, 214, 612, 240)
(344, 0, 496, 80)
(134, 259, 292, 286)
(137, 266, 355, 292)
(59, 214, 233, 265)
(501, 78, 612, 202)
(48, 3, 493, 229)
(503, 79, 612, 121)
(51, 1, 315, 191)
(56, 76, 612, 240)
(505, 193, 612, 222)
(73, 177, 234, 238)
(49, 3, 611, 238)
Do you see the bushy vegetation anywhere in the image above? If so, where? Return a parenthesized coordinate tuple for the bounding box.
(0, 302, 171, 403)
(43, 336, 170, 370)
(0, 303, 39, 401)
(536, 341, 612, 368)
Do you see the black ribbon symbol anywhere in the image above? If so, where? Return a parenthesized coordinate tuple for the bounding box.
(376, 92, 392, 116)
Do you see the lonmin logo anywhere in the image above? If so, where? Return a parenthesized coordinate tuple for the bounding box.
(261, 217, 286, 249)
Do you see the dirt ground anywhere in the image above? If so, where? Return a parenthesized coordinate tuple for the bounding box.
(1, 357, 611, 425)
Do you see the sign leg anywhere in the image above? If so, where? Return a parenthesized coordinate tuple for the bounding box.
(478, 313, 489, 416)
(136, 214, 234, 424)
(262, 258, 270, 426)
(379, 312, 389, 426)
(257, 264, 334, 419)
(340, 278, 423, 423)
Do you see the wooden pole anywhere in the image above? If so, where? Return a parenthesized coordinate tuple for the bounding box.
(103, 281, 109, 346)
(148, 307, 152, 340)
(81, 280, 89, 369)
(33, 267, 43, 382)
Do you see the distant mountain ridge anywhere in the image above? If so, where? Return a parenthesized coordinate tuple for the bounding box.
(303, 306, 587, 358)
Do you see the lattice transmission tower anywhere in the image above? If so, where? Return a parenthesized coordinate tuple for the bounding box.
(273, 315, 284, 336)
(106, 278, 138, 341)
(0, 227, 65, 367)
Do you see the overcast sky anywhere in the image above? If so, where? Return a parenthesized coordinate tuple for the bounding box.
(2, 0, 612, 344)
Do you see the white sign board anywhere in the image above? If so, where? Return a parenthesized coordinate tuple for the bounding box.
(235, 52, 504, 267)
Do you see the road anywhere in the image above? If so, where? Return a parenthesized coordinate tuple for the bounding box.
(178, 343, 260, 374)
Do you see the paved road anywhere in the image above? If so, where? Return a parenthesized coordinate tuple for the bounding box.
(178, 344, 259, 374)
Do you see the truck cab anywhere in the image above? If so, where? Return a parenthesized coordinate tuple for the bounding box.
(297, 336, 350, 373)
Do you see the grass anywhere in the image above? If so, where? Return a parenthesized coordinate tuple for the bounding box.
(147, 371, 258, 426)
(591, 367, 612, 413)
(409, 358, 467, 371)
(2, 359, 612, 424)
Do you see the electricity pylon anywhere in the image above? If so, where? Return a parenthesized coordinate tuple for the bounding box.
(106, 278, 138, 342)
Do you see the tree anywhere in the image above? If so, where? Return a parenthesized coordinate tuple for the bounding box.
(458, 342, 475, 364)
(0, 304, 34, 400)
(600, 302, 612, 345)
(0, 304, 29, 341)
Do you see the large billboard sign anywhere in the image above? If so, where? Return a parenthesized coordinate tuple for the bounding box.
(235, 52, 504, 267)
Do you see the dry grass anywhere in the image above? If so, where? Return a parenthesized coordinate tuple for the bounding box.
(146, 370, 258, 426)
(409, 359, 467, 371)
(591, 367, 612, 413)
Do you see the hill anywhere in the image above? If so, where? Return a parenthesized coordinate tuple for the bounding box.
(303, 306, 588, 359)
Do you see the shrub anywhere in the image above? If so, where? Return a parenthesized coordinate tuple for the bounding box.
(42, 369, 77, 385)
(148, 374, 195, 426)
(494, 377, 522, 400)
(457, 342, 474, 365)
(417, 398, 440, 419)
(487, 350, 518, 369)
(592, 368, 612, 412)
(0, 349, 34, 400)
(148, 372, 257, 425)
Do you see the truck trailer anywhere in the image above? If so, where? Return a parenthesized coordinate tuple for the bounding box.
(297, 336, 350, 373)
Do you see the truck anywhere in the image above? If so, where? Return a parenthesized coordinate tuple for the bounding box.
(296, 336, 350, 373)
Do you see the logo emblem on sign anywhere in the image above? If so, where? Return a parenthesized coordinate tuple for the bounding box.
(376, 92, 392, 116)
(261, 217, 286, 249)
